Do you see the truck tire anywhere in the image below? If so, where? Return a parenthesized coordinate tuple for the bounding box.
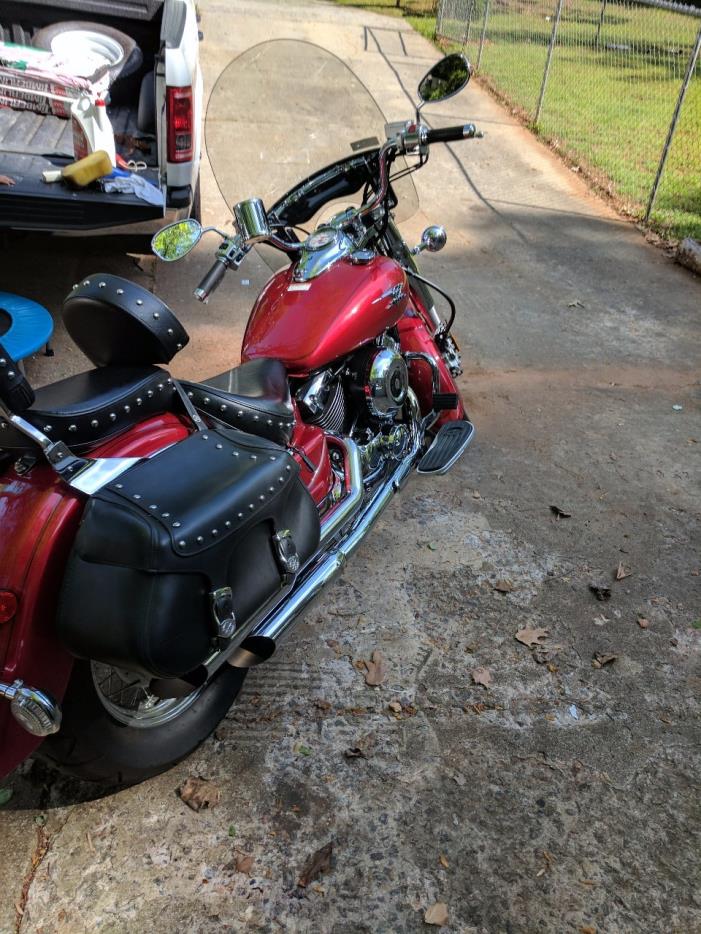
(32, 22, 143, 86)
(38, 660, 247, 785)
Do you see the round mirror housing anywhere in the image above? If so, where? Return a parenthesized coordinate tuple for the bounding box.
(411, 225, 447, 256)
(418, 54, 471, 104)
(422, 225, 447, 253)
(151, 219, 202, 262)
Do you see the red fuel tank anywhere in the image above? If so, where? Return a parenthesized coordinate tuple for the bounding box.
(242, 256, 409, 374)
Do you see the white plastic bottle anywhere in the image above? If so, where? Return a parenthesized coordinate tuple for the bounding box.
(71, 96, 116, 166)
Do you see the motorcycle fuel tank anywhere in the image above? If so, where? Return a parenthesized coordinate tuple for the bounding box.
(242, 255, 409, 374)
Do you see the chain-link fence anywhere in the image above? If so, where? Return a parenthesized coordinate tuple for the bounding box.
(334, 0, 439, 11)
(436, 0, 701, 239)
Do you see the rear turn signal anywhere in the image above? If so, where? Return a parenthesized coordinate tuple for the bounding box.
(167, 86, 194, 163)
(0, 591, 18, 624)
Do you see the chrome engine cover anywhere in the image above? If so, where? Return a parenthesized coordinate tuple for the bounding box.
(366, 348, 409, 419)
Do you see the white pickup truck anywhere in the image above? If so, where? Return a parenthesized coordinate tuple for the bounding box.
(0, 0, 202, 239)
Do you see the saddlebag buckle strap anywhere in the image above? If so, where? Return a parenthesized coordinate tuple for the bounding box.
(172, 378, 207, 433)
(211, 586, 237, 639)
(272, 529, 301, 585)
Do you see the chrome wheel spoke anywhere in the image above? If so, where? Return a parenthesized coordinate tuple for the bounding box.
(90, 661, 203, 729)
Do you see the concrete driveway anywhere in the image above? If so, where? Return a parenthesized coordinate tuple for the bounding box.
(1, 1, 700, 932)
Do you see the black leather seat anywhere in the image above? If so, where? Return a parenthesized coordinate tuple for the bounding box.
(181, 358, 295, 446)
(0, 365, 176, 453)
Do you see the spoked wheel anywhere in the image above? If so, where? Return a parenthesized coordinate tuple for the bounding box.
(90, 663, 204, 728)
(39, 660, 246, 785)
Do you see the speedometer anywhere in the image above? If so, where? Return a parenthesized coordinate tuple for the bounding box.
(305, 229, 337, 251)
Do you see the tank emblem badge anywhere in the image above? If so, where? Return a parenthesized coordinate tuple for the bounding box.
(374, 284, 406, 308)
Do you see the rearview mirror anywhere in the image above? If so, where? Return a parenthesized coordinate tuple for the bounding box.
(151, 219, 202, 262)
(417, 54, 471, 104)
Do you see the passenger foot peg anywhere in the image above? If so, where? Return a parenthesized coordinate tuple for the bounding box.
(417, 419, 475, 475)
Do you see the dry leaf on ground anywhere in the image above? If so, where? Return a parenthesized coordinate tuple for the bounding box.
(178, 777, 220, 812)
(298, 841, 333, 888)
(550, 505, 572, 518)
(439, 854, 450, 869)
(344, 732, 376, 760)
(235, 853, 254, 875)
(424, 902, 449, 926)
(589, 583, 612, 602)
(493, 579, 514, 593)
(637, 617, 650, 629)
(364, 650, 387, 686)
(515, 627, 549, 648)
(592, 652, 617, 668)
(471, 667, 492, 689)
(615, 562, 632, 580)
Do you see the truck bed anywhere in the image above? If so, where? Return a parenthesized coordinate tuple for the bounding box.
(0, 152, 162, 229)
(0, 105, 158, 166)
(0, 2, 164, 231)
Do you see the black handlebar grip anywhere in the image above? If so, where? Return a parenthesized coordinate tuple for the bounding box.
(425, 124, 479, 144)
(194, 258, 228, 303)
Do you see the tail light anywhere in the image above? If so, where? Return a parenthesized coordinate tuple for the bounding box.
(167, 86, 193, 163)
(0, 591, 17, 624)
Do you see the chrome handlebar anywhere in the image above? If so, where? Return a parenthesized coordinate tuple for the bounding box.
(195, 122, 481, 301)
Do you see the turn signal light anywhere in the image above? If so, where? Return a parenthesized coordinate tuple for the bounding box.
(0, 590, 18, 624)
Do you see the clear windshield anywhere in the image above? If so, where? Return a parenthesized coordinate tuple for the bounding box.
(205, 39, 419, 268)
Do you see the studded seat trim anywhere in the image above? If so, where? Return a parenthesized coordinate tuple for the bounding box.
(0, 366, 176, 454)
(180, 358, 295, 446)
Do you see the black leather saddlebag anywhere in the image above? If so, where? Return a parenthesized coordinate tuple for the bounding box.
(57, 427, 320, 679)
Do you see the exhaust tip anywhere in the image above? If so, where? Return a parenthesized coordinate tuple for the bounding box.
(227, 636, 276, 669)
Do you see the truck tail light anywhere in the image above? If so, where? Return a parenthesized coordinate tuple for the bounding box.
(0, 591, 17, 624)
(167, 86, 194, 163)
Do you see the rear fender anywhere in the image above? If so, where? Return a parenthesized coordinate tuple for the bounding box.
(0, 413, 189, 778)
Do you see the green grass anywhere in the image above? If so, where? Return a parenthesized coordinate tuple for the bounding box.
(326, 0, 701, 240)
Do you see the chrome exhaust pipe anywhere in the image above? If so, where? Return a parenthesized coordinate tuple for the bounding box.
(227, 394, 422, 666)
(319, 436, 364, 545)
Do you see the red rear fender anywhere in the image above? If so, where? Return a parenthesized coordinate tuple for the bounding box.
(0, 414, 189, 778)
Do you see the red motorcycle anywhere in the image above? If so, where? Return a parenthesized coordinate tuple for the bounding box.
(0, 51, 479, 785)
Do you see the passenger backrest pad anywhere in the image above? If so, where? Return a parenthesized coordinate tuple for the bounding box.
(63, 274, 189, 368)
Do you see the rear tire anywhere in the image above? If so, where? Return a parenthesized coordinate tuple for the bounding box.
(39, 661, 246, 785)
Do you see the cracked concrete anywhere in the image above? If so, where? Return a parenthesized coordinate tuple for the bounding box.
(1, 0, 700, 931)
